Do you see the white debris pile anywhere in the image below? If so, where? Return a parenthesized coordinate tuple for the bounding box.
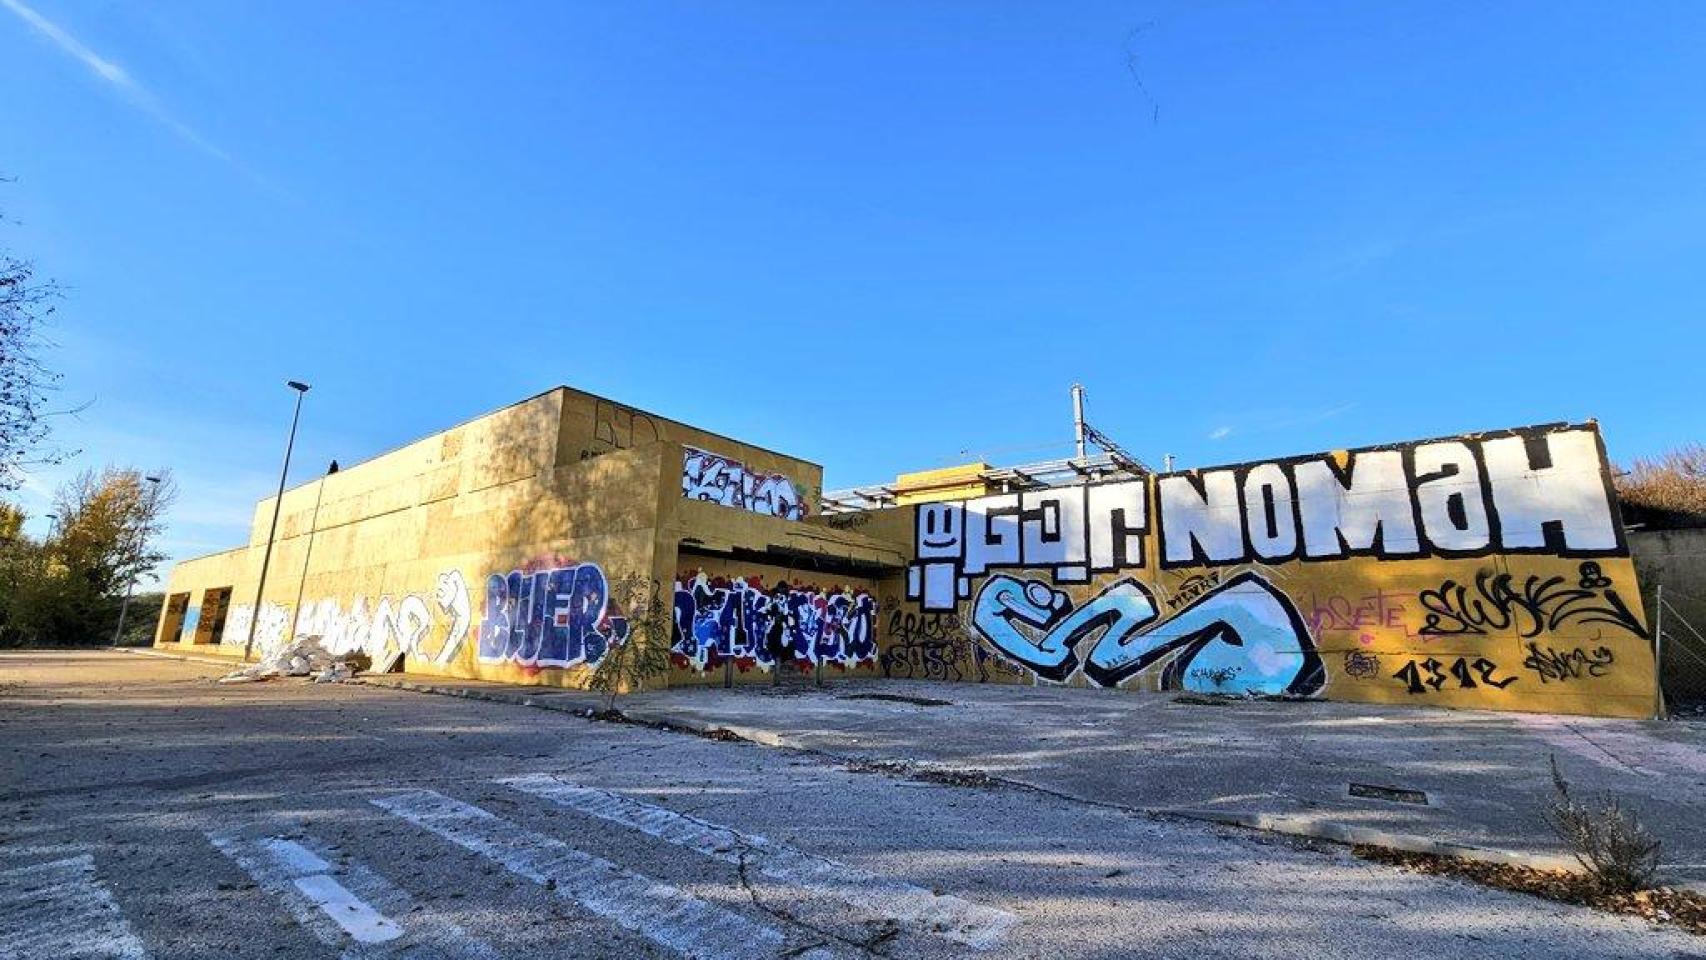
(217, 638, 360, 684)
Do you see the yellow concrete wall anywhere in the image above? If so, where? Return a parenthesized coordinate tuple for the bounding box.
(882, 422, 1657, 718)
(558, 388, 823, 517)
(153, 387, 841, 693)
(157, 546, 248, 645)
(892, 462, 996, 505)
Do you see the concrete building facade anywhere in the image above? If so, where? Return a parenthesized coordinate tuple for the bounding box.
(158, 388, 1657, 717)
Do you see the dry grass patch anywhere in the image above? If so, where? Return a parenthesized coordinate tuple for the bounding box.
(1355, 846, 1706, 936)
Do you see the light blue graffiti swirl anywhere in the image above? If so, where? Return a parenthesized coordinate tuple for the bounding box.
(970, 572, 1325, 696)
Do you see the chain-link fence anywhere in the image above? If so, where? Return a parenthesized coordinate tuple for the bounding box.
(1656, 586, 1706, 718)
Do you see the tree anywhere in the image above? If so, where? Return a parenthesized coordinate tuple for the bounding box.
(1616, 444, 1706, 529)
(0, 467, 175, 647)
(53, 467, 177, 598)
(0, 501, 21, 544)
(586, 576, 674, 716)
(0, 505, 56, 646)
(0, 184, 69, 491)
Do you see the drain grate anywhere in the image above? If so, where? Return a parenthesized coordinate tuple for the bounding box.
(1348, 782, 1430, 805)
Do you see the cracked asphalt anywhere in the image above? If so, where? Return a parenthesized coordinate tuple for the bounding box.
(2, 650, 1702, 959)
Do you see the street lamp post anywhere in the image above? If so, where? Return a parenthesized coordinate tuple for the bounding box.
(109, 474, 163, 646)
(285, 460, 338, 646)
(243, 380, 311, 662)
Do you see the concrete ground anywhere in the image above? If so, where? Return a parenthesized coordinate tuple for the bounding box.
(329, 664, 1706, 888)
(3, 650, 1704, 959)
(486, 675, 1706, 887)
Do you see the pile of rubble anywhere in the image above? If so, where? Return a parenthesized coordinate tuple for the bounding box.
(217, 638, 370, 684)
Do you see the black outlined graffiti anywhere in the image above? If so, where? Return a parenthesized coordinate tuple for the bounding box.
(823, 512, 872, 531)
(907, 480, 1147, 611)
(1417, 562, 1648, 639)
(1343, 650, 1381, 680)
(1522, 643, 1616, 683)
(1393, 656, 1516, 695)
(581, 400, 660, 461)
(1154, 424, 1626, 569)
(907, 424, 1631, 602)
(878, 606, 1020, 683)
(1166, 572, 1222, 611)
(970, 571, 1325, 696)
(879, 609, 968, 682)
(681, 448, 808, 520)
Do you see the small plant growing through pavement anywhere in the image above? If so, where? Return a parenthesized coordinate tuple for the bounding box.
(587, 576, 673, 718)
(1544, 754, 1661, 893)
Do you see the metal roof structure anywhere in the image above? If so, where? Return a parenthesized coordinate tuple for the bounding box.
(819, 450, 1149, 514)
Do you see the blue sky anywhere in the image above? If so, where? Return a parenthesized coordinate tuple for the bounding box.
(3, 1, 1702, 588)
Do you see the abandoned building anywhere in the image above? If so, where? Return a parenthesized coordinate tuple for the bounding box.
(157, 385, 1657, 718)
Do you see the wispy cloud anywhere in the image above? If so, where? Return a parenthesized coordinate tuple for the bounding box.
(1202, 401, 1360, 446)
(0, 0, 129, 82)
(2, 0, 236, 166)
(1269, 401, 1358, 430)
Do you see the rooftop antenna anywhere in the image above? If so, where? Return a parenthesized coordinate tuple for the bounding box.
(1071, 383, 1087, 461)
(1071, 382, 1153, 475)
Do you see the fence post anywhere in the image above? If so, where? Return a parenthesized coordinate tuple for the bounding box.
(1654, 584, 1667, 721)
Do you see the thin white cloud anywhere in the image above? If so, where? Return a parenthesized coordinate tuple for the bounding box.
(1, 0, 130, 83)
(1270, 401, 1359, 429)
(1208, 426, 1232, 440)
(2, 0, 235, 165)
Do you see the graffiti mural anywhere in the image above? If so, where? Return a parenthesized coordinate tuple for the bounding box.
(580, 399, 660, 461)
(217, 569, 476, 666)
(681, 447, 808, 520)
(972, 571, 1325, 695)
(908, 480, 1145, 611)
(1343, 650, 1381, 680)
(670, 572, 876, 673)
(1522, 643, 1616, 683)
(1416, 561, 1646, 639)
(478, 559, 628, 670)
(877, 606, 1023, 683)
(434, 570, 473, 665)
(890, 423, 1658, 716)
(1392, 656, 1517, 695)
(218, 602, 290, 656)
(908, 425, 1626, 608)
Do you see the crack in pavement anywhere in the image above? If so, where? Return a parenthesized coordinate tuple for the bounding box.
(733, 845, 892, 958)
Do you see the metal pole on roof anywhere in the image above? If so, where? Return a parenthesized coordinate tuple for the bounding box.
(1071, 383, 1087, 461)
(244, 380, 310, 662)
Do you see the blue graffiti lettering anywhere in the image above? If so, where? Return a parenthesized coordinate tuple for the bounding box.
(972, 571, 1325, 696)
(478, 561, 626, 668)
(670, 573, 878, 674)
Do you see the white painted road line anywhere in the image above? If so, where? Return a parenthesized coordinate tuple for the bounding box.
(208, 830, 500, 959)
(0, 854, 151, 960)
(290, 872, 403, 945)
(500, 772, 1020, 950)
(371, 788, 796, 960)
